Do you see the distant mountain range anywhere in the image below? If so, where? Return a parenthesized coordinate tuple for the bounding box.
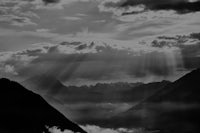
(0, 78, 86, 133)
(22, 75, 170, 104)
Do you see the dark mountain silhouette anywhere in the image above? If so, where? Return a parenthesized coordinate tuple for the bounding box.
(120, 80, 171, 102)
(110, 68, 200, 133)
(0, 78, 87, 133)
(147, 68, 200, 103)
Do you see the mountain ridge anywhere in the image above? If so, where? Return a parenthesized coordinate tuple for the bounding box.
(113, 68, 200, 133)
(0, 78, 87, 133)
(22, 74, 171, 104)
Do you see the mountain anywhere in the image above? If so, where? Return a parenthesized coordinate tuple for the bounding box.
(22, 75, 143, 103)
(113, 68, 200, 133)
(76, 81, 171, 126)
(147, 68, 200, 103)
(22, 74, 170, 104)
(0, 78, 86, 133)
(22, 74, 173, 127)
(120, 80, 171, 103)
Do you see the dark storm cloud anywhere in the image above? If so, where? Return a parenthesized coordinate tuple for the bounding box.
(42, 0, 60, 4)
(190, 33, 200, 40)
(102, 0, 200, 15)
(20, 49, 45, 57)
(22, 0, 60, 4)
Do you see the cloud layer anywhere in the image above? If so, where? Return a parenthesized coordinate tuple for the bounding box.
(47, 125, 148, 133)
(0, 38, 186, 84)
(100, 0, 200, 16)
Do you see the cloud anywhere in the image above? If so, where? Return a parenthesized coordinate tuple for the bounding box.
(0, 46, 45, 77)
(97, 0, 200, 41)
(47, 126, 74, 133)
(76, 13, 88, 17)
(99, 0, 200, 16)
(2, 33, 199, 85)
(9, 16, 37, 26)
(93, 20, 106, 23)
(120, 0, 200, 14)
(151, 33, 200, 48)
(98, 0, 200, 35)
(47, 125, 147, 133)
(60, 102, 133, 122)
(0, 65, 18, 75)
(4, 31, 200, 85)
(0, 0, 90, 27)
(36, 28, 51, 33)
(0, 27, 113, 47)
(0, 0, 39, 26)
(112, 11, 200, 42)
(63, 16, 82, 21)
(148, 33, 200, 70)
(42, 0, 60, 4)
(98, 0, 145, 16)
(0, 28, 60, 41)
(32, 0, 90, 10)
(0, 37, 186, 85)
(41, 0, 90, 5)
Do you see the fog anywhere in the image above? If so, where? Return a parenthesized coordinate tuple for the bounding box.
(46, 125, 150, 133)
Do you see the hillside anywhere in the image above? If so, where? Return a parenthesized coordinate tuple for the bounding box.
(116, 68, 200, 133)
(0, 78, 86, 133)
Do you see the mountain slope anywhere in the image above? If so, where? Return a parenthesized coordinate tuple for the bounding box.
(147, 68, 200, 103)
(121, 80, 171, 102)
(76, 81, 171, 127)
(117, 68, 200, 133)
(0, 78, 86, 133)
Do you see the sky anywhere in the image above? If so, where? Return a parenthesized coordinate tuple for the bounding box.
(0, 0, 200, 85)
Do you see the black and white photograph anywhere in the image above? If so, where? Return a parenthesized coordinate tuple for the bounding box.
(0, 0, 200, 133)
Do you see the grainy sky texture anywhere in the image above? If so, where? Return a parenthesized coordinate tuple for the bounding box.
(0, 0, 200, 84)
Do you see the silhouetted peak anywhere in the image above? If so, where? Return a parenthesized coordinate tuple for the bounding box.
(0, 78, 32, 94)
(160, 80, 171, 83)
(141, 68, 200, 103)
(0, 78, 10, 83)
(175, 68, 200, 83)
(0, 78, 87, 133)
